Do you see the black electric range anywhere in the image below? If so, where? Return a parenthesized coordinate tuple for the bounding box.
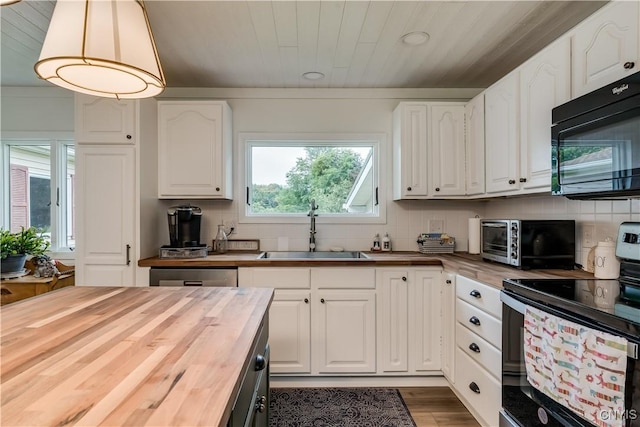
(502, 278, 640, 339)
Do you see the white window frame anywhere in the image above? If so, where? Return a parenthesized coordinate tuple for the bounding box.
(1, 136, 75, 255)
(238, 132, 386, 224)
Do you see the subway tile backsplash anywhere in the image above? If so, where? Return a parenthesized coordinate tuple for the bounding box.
(158, 195, 638, 267)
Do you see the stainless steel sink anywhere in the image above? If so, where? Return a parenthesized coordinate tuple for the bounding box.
(257, 251, 369, 259)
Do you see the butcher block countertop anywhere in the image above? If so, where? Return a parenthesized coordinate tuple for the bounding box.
(1, 286, 273, 427)
(138, 251, 595, 289)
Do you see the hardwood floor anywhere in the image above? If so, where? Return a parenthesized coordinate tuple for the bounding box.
(399, 387, 481, 427)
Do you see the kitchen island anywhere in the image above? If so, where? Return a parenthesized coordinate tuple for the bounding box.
(0, 286, 273, 427)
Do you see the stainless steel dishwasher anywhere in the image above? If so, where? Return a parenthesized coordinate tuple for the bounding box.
(149, 268, 238, 287)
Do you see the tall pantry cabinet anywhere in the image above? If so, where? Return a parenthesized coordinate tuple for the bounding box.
(75, 95, 160, 286)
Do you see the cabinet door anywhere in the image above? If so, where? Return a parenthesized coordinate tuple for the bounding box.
(393, 103, 428, 199)
(519, 38, 571, 191)
(571, 1, 639, 97)
(269, 290, 311, 374)
(441, 272, 456, 383)
(410, 269, 442, 372)
(465, 94, 485, 196)
(75, 95, 135, 144)
(377, 269, 409, 373)
(314, 290, 376, 374)
(485, 72, 519, 194)
(430, 104, 466, 196)
(158, 101, 232, 199)
(75, 146, 135, 286)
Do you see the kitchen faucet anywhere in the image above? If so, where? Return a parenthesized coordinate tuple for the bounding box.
(308, 199, 318, 252)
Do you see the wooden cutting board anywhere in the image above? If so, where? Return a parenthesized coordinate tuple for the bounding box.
(1, 286, 273, 427)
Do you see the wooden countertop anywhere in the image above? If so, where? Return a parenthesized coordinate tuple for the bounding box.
(138, 251, 595, 289)
(1, 286, 274, 427)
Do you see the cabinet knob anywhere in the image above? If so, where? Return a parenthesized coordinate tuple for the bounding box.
(304, 298, 309, 304)
(402, 276, 407, 281)
(255, 354, 266, 371)
(519, 177, 527, 183)
(469, 343, 481, 353)
(407, 186, 412, 191)
(445, 279, 452, 284)
(256, 403, 266, 413)
(320, 298, 325, 303)
(469, 316, 481, 326)
(624, 61, 635, 69)
(508, 179, 516, 185)
(469, 382, 481, 394)
(126, 134, 132, 140)
(435, 187, 440, 192)
(469, 290, 481, 298)
(215, 187, 220, 192)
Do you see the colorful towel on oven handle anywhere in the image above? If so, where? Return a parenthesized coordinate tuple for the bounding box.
(524, 304, 628, 427)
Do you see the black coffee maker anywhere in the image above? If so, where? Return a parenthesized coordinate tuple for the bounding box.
(167, 205, 203, 247)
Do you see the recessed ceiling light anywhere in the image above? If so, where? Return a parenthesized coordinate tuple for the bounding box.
(303, 71, 325, 81)
(401, 31, 430, 46)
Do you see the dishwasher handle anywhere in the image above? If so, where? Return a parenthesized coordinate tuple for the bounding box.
(183, 281, 203, 286)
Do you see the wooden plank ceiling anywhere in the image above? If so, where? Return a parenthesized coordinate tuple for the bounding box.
(1, 1, 607, 89)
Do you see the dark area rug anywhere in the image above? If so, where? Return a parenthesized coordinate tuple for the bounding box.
(269, 387, 417, 427)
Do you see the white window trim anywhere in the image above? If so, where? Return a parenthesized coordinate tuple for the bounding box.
(237, 132, 387, 224)
(1, 137, 75, 255)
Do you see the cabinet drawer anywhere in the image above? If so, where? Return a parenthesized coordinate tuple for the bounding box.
(456, 299, 502, 350)
(455, 348, 501, 427)
(455, 323, 501, 380)
(239, 268, 310, 289)
(456, 275, 502, 319)
(311, 268, 375, 289)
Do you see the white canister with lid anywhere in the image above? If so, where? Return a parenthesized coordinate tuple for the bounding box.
(594, 237, 620, 279)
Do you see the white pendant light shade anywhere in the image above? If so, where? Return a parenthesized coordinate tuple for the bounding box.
(35, 0, 165, 99)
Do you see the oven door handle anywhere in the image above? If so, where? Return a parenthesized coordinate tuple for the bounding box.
(500, 291, 526, 314)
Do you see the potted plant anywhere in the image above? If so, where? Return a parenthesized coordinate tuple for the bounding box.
(1, 227, 50, 273)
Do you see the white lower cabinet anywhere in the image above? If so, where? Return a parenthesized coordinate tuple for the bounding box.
(269, 289, 312, 374)
(451, 275, 502, 427)
(314, 290, 376, 373)
(441, 272, 456, 383)
(240, 266, 444, 377)
(377, 268, 442, 375)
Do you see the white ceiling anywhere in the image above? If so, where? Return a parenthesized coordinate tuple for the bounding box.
(1, 1, 608, 90)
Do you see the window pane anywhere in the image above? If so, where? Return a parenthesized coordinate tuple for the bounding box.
(250, 144, 374, 215)
(9, 145, 51, 234)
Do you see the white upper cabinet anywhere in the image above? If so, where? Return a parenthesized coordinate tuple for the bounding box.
(519, 38, 571, 191)
(393, 103, 429, 199)
(464, 94, 485, 196)
(75, 96, 136, 144)
(484, 72, 520, 194)
(571, 0, 640, 98)
(393, 102, 466, 199)
(429, 103, 466, 196)
(158, 101, 232, 199)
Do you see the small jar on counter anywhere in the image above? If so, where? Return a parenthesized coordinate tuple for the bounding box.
(594, 237, 620, 279)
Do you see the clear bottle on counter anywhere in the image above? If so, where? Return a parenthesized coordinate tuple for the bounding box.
(382, 233, 391, 251)
(214, 224, 228, 254)
(372, 233, 381, 251)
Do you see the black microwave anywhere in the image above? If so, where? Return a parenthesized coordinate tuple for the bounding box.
(481, 219, 575, 269)
(551, 70, 640, 199)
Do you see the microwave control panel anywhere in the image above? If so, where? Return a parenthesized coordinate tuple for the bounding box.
(510, 220, 519, 265)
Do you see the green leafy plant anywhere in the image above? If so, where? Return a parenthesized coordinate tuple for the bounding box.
(1, 227, 50, 259)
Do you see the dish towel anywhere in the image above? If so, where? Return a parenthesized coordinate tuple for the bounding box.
(524, 305, 628, 427)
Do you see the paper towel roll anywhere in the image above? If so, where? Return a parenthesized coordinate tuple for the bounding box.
(468, 217, 481, 254)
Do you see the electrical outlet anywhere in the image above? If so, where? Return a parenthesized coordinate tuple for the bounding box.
(582, 224, 595, 248)
(429, 219, 444, 233)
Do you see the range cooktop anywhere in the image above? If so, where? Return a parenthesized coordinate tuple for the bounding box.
(502, 278, 640, 338)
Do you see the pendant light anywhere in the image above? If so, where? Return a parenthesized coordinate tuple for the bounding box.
(35, 0, 165, 99)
